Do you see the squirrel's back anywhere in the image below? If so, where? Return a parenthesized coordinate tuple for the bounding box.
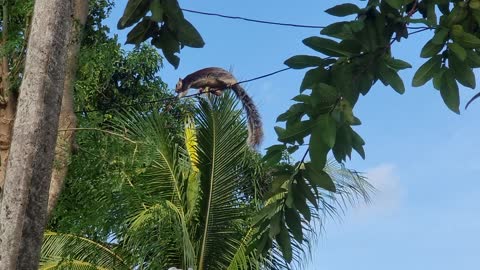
(181, 67, 236, 91)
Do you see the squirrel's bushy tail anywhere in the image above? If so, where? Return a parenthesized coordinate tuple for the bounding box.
(231, 85, 263, 147)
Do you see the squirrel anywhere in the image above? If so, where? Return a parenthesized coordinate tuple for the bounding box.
(175, 67, 263, 147)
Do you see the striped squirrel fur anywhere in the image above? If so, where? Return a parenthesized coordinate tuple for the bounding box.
(175, 67, 263, 147)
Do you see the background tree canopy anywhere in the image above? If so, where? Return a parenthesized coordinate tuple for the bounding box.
(0, 0, 479, 269)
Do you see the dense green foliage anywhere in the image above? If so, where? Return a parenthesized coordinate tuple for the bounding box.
(0, 0, 33, 92)
(115, 0, 480, 263)
(2, 0, 374, 268)
(43, 93, 370, 269)
(48, 0, 188, 240)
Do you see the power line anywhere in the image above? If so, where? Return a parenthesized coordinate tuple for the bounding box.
(234, 67, 291, 85)
(181, 8, 326, 29)
(74, 67, 293, 114)
(181, 8, 434, 31)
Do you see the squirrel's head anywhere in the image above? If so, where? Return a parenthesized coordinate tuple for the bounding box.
(175, 78, 183, 93)
(175, 78, 187, 98)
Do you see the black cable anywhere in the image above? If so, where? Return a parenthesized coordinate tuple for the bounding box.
(182, 8, 434, 31)
(181, 8, 326, 29)
(74, 67, 293, 113)
(233, 67, 291, 85)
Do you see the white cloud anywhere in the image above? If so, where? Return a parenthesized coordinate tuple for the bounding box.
(350, 163, 404, 220)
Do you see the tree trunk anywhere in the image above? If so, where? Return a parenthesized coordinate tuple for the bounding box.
(47, 0, 88, 218)
(0, 0, 71, 269)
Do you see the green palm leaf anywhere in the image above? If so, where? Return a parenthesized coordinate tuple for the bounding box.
(111, 110, 196, 269)
(40, 231, 130, 270)
(194, 94, 252, 270)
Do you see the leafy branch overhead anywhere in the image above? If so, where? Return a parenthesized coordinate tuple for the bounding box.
(274, 0, 480, 169)
(258, 0, 480, 262)
(118, 0, 205, 68)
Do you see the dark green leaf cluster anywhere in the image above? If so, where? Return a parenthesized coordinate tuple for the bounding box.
(249, 155, 371, 266)
(258, 0, 480, 262)
(118, 0, 205, 68)
(0, 0, 34, 92)
(412, 2, 480, 113)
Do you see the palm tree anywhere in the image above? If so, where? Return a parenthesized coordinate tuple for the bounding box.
(41, 93, 371, 269)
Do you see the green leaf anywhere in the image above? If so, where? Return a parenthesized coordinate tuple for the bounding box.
(309, 120, 330, 171)
(426, 2, 437, 25)
(284, 207, 303, 243)
(331, 63, 359, 106)
(378, 63, 405, 94)
(117, 0, 151, 29)
(292, 185, 311, 221)
(444, 7, 468, 27)
(163, 0, 184, 23)
(351, 130, 366, 159)
(385, 57, 412, 70)
(295, 174, 318, 209)
(276, 222, 293, 263)
(320, 22, 351, 39)
(452, 29, 480, 49)
(420, 40, 444, 58)
(384, 0, 403, 9)
(277, 103, 306, 122)
(325, 3, 360, 17)
(150, 0, 164, 22)
(300, 67, 329, 91)
(284, 55, 333, 69)
(471, 0, 480, 9)
(305, 163, 336, 192)
(338, 39, 363, 54)
(315, 115, 336, 148)
(310, 83, 338, 107)
(440, 69, 460, 113)
(277, 120, 313, 144)
(303, 37, 351, 57)
(447, 42, 467, 61)
(332, 125, 353, 163)
(431, 28, 449, 45)
(152, 26, 180, 68)
(412, 55, 442, 87)
(433, 66, 447, 90)
(263, 144, 286, 165)
(126, 19, 158, 45)
(175, 19, 205, 48)
(466, 50, 480, 67)
(348, 21, 365, 32)
(292, 94, 311, 104)
(448, 53, 476, 88)
(269, 212, 282, 238)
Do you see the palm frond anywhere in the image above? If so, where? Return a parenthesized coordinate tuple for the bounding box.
(110, 109, 196, 269)
(40, 231, 130, 270)
(194, 93, 253, 270)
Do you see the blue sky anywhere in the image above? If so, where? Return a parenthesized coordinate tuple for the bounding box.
(105, 1, 480, 269)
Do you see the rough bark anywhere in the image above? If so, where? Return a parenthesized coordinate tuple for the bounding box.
(0, 0, 71, 269)
(47, 0, 88, 218)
